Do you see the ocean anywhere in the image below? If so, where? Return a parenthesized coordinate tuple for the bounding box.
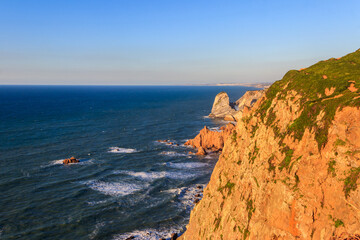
(0, 85, 256, 240)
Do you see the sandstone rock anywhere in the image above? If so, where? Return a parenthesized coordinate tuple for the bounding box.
(196, 147, 206, 155)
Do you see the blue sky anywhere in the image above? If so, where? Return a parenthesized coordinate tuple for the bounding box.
(0, 0, 359, 85)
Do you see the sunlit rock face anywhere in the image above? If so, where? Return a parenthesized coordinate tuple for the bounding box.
(180, 49, 360, 240)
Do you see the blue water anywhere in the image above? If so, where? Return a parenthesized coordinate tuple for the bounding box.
(0, 85, 256, 240)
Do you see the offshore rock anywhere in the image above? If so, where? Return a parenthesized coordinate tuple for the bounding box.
(63, 156, 79, 164)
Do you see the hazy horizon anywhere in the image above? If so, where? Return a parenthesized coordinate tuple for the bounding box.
(1, 0, 359, 85)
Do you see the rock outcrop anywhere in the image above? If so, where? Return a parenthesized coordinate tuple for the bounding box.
(208, 90, 266, 121)
(180, 49, 360, 239)
(234, 89, 266, 121)
(209, 92, 237, 120)
(184, 123, 235, 153)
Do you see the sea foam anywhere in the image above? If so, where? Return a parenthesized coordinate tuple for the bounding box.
(159, 151, 189, 157)
(115, 170, 197, 181)
(165, 162, 209, 169)
(108, 147, 138, 153)
(113, 227, 184, 240)
(82, 180, 144, 197)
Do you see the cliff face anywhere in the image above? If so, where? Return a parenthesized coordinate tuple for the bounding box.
(180, 50, 360, 240)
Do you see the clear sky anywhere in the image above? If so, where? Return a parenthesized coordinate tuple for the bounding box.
(0, 0, 359, 85)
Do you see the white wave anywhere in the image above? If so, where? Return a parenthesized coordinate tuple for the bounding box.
(108, 147, 137, 153)
(159, 151, 188, 157)
(164, 184, 206, 213)
(86, 199, 109, 206)
(82, 180, 144, 197)
(113, 227, 183, 240)
(50, 159, 65, 165)
(89, 221, 107, 239)
(115, 170, 197, 181)
(166, 162, 209, 169)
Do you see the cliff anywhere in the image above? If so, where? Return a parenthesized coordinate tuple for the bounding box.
(180, 49, 360, 239)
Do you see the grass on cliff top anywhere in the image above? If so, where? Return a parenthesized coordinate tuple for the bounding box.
(256, 49, 360, 149)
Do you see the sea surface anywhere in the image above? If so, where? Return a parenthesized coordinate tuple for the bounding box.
(0, 85, 257, 240)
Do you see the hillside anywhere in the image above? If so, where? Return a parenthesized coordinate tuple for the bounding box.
(180, 49, 360, 239)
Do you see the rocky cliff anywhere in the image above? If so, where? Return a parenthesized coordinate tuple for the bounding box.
(180, 50, 360, 240)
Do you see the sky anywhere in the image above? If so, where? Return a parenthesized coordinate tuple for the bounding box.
(0, 0, 359, 85)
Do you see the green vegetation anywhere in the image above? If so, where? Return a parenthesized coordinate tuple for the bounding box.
(253, 176, 260, 188)
(278, 147, 294, 171)
(334, 138, 346, 147)
(246, 199, 255, 221)
(214, 217, 221, 231)
(218, 181, 235, 196)
(328, 160, 336, 177)
(334, 219, 344, 228)
(255, 50, 360, 149)
(250, 124, 259, 138)
(343, 167, 360, 198)
(231, 130, 237, 143)
(248, 143, 259, 164)
(267, 155, 276, 175)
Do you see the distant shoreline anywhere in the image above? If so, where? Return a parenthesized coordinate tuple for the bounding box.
(0, 83, 272, 88)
